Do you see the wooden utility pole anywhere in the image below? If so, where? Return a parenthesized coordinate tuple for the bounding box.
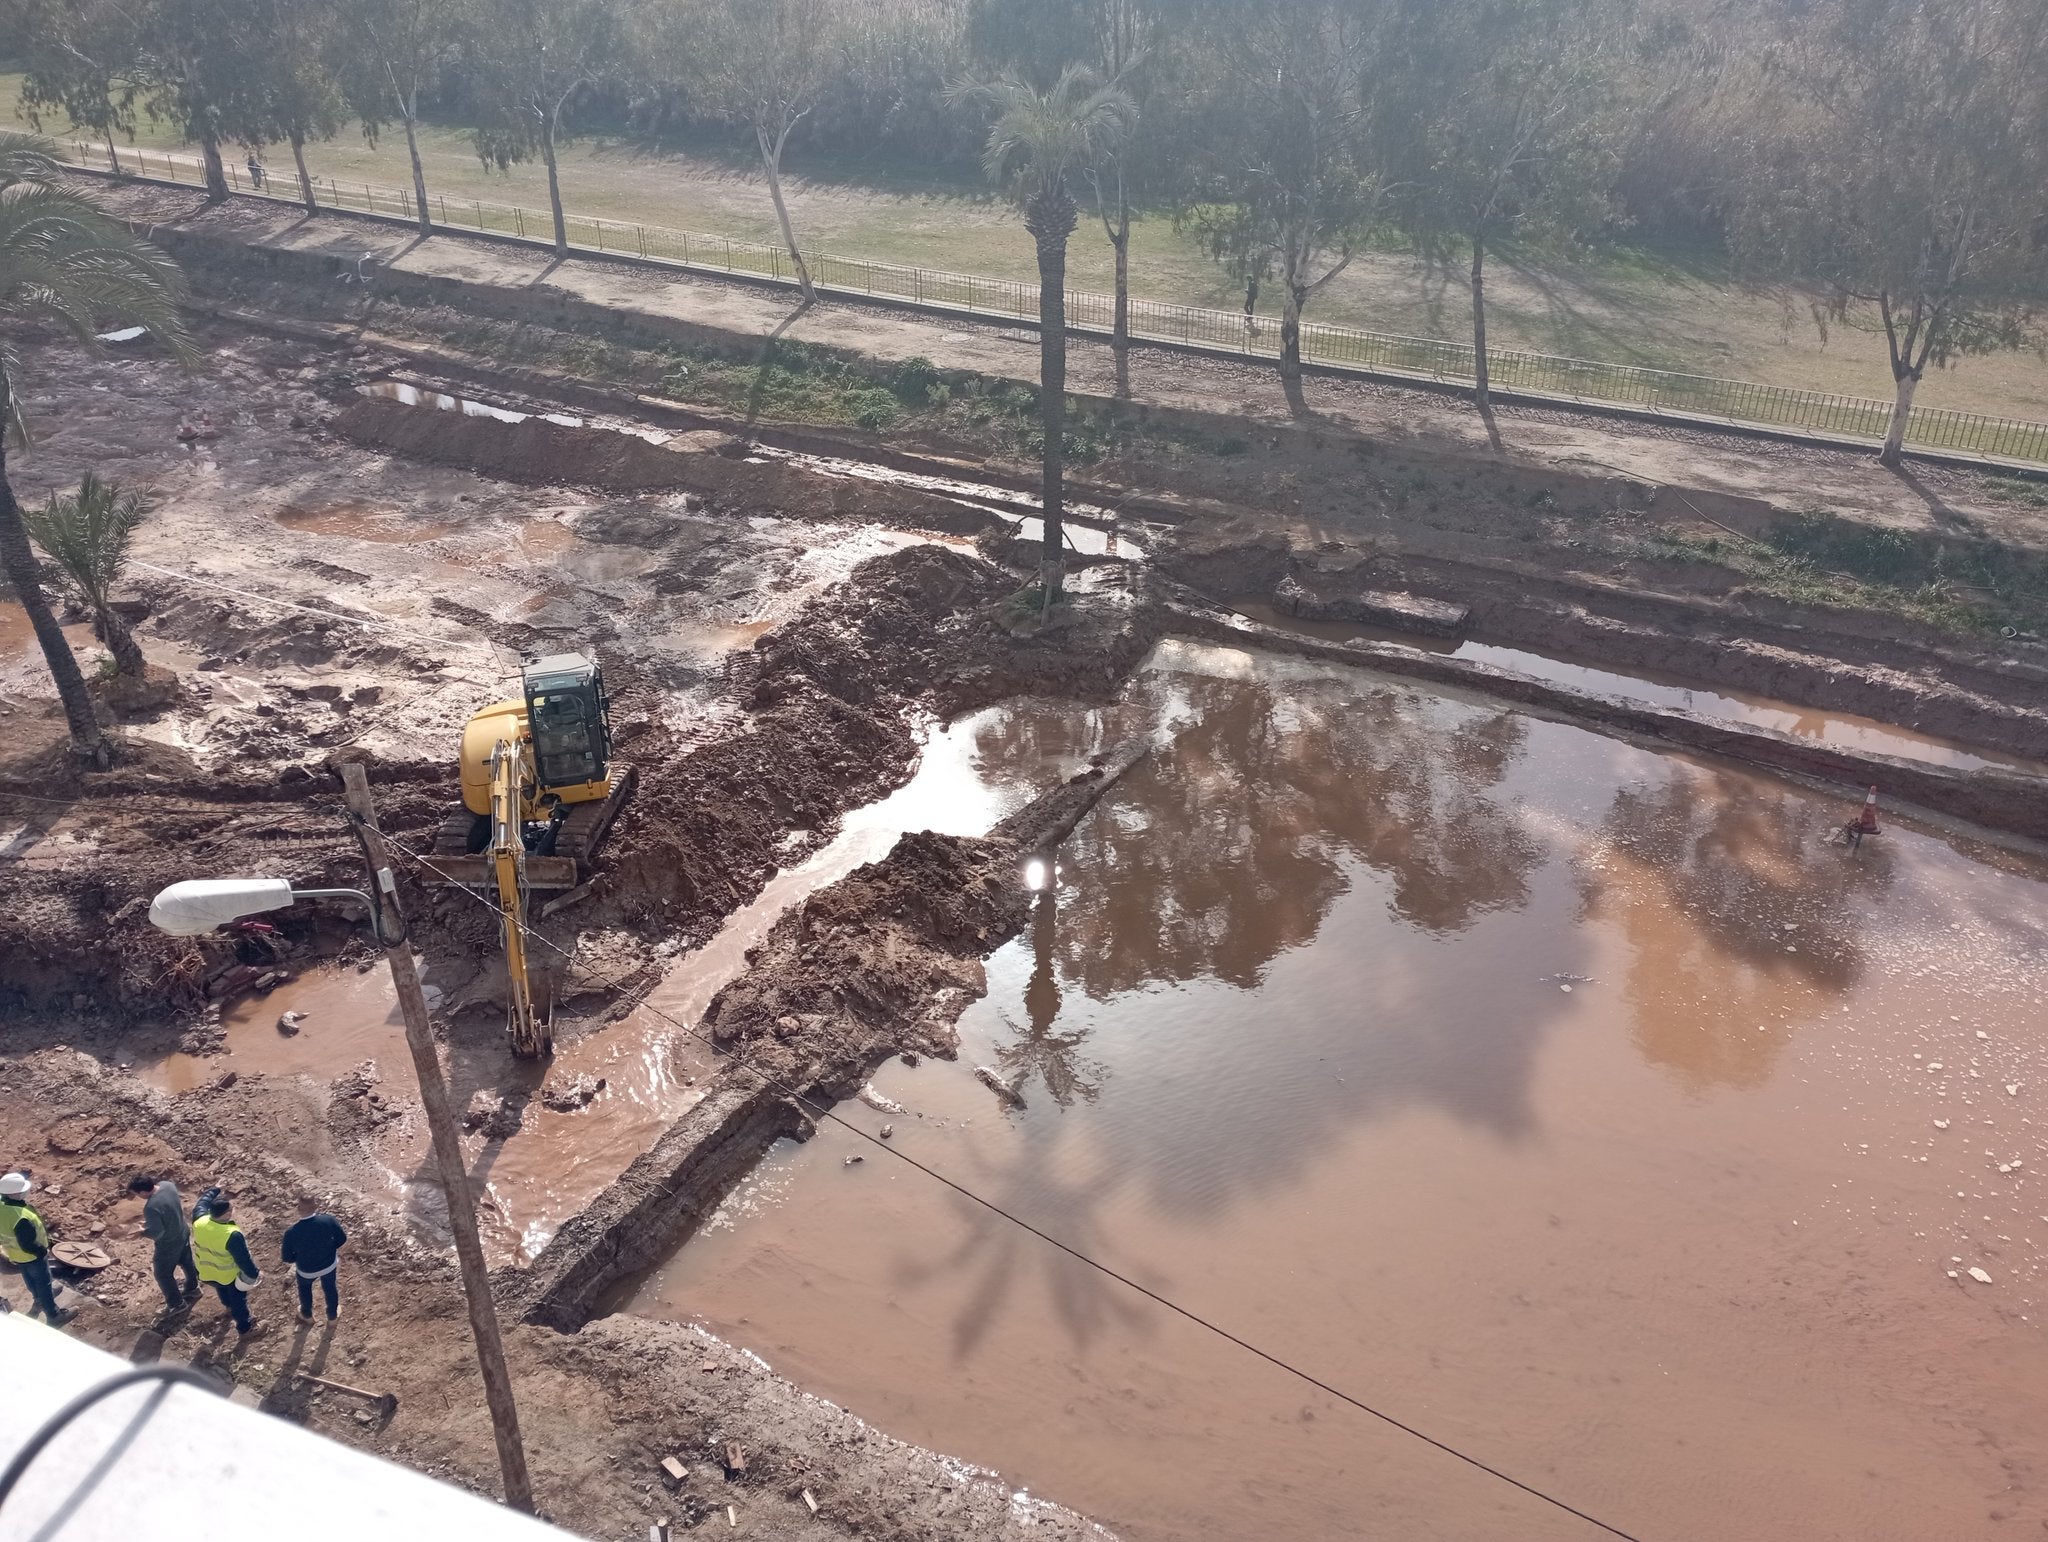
(338, 763, 535, 1514)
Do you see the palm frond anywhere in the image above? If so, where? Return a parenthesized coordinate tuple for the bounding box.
(0, 132, 67, 190)
(23, 472, 154, 611)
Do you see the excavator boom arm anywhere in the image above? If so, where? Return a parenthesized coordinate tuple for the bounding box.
(488, 739, 549, 1058)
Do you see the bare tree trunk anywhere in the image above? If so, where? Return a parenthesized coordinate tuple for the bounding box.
(0, 438, 107, 766)
(1880, 369, 1920, 467)
(199, 133, 230, 202)
(1470, 230, 1490, 412)
(105, 131, 121, 175)
(542, 115, 567, 257)
(1279, 283, 1307, 415)
(1110, 193, 1130, 400)
(290, 129, 317, 213)
(758, 122, 816, 305)
(1027, 191, 1077, 607)
(401, 103, 433, 236)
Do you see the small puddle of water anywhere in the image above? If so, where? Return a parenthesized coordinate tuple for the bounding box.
(141, 968, 407, 1095)
(1233, 601, 2040, 774)
(623, 638, 2048, 1542)
(0, 601, 33, 663)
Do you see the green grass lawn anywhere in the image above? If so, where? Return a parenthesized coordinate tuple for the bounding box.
(13, 70, 2048, 423)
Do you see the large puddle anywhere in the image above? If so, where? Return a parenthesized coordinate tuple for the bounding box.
(621, 639, 2048, 1542)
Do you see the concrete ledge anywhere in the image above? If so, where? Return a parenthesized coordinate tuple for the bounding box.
(508, 1078, 810, 1331)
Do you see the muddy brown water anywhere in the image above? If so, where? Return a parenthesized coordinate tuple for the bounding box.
(1233, 600, 2042, 774)
(622, 639, 2048, 1542)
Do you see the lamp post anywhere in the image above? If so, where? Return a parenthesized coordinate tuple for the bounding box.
(147, 764, 535, 1514)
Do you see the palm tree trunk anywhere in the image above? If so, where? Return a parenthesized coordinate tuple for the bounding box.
(1470, 229, 1491, 412)
(290, 129, 317, 213)
(99, 606, 145, 677)
(0, 443, 107, 766)
(199, 133, 230, 202)
(1027, 192, 1077, 607)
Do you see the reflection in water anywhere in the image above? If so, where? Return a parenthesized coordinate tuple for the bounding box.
(1033, 662, 1542, 1001)
(1582, 771, 1895, 1089)
(994, 886, 1102, 1108)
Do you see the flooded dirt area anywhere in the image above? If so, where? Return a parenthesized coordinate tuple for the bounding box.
(624, 639, 2048, 1542)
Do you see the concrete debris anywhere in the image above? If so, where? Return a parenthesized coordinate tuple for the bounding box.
(277, 1010, 304, 1036)
(843, 1154, 864, 1167)
(541, 1074, 607, 1113)
(1934, 1120, 1951, 1129)
(973, 1066, 1026, 1109)
(1969, 1267, 1994, 1285)
(661, 1456, 688, 1483)
(2008, 1084, 2023, 1096)
(879, 1124, 893, 1139)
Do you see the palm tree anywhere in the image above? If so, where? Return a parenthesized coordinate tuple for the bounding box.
(25, 473, 154, 679)
(954, 67, 1133, 609)
(0, 133, 190, 767)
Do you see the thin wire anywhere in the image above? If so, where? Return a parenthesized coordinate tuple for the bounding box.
(382, 833, 1650, 1542)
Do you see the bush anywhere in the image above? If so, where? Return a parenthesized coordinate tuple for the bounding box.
(889, 355, 942, 402)
(849, 389, 901, 429)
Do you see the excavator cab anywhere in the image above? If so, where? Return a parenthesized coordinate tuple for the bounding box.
(428, 650, 636, 893)
(523, 653, 610, 794)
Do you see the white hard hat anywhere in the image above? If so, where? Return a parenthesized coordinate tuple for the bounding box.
(0, 1173, 29, 1196)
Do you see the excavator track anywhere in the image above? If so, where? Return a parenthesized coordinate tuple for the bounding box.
(554, 763, 637, 867)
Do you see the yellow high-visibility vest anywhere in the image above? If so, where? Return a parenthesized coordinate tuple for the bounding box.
(191, 1214, 245, 1285)
(0, 1200, 45, 1264)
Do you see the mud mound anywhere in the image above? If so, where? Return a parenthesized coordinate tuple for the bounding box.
(597, 545, 1014, 933)
(336, 395, 695, 491)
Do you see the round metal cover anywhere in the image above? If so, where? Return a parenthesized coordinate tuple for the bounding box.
(49, 1240, 113, 1271)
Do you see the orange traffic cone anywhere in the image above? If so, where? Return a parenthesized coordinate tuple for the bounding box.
(1857, 785, 1880, 835)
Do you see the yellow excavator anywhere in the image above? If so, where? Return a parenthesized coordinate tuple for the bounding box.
(423, 653, 635, 1058)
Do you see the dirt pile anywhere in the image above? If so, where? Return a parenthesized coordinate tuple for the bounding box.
(336, 395, 697, 491)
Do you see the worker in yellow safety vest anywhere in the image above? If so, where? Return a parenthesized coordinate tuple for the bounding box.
(191, 1197, 265, 1339)
(0, 1171, 70, 1325)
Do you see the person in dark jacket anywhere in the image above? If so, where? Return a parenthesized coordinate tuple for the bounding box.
(129, 1174, 201, 1313)
(191, 1197, 264, 1338)
(279, 1197, 348, 1323)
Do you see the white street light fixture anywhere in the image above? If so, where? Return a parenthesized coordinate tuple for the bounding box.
(146, 878, 380, 937)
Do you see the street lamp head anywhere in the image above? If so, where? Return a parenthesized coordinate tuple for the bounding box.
(147, 878, 297, 936)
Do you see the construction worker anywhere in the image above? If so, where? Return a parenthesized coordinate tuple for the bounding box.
(129, 1174, 201, 1314)
(0, 1172, 71, 1326)
(191, 1197, 265, 1339)
(279, 1196, 348, 1323)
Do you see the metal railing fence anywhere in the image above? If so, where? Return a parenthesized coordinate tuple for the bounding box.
(77, 140, 2048, 467)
